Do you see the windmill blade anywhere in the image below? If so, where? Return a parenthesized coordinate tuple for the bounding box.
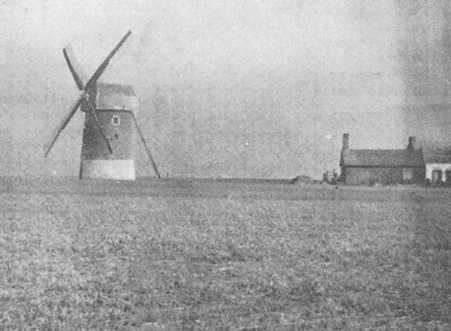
(131, 112, 161, 178)
(44, 92, 85, 157)
(84, 98, 113, 154)
(45, 31, 132, 159)
(63, 46, 87, 90)
(84, 31, 132, 90)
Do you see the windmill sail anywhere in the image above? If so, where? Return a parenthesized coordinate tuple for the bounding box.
(44, 31, 131, 157)
(44, 93, 85, 157)
(63, 45, 88, 90)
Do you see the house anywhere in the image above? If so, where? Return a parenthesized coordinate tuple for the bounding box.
(340, 134, 425, 185)
(422, 146, 451, 185)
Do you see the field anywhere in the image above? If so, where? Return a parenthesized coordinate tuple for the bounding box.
(1, 177, 451, 330)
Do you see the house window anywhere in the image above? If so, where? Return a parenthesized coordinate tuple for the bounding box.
(445, 170, 451, 183)
(402, 168, 413, 181)
(111, 115, 120, 126)
(432, 170, 443, 183)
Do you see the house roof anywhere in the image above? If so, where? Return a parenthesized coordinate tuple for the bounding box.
(342, 149, 424, 167)
(422, 148, 451, 164)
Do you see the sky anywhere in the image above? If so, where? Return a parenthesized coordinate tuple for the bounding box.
(1, 0, 450, 179)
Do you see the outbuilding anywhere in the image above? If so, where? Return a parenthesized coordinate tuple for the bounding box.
(340, 134, 425, 185)
(422, 147, 451, 185)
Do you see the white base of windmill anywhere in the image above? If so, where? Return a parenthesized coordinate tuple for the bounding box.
(81, 159, 136, 180)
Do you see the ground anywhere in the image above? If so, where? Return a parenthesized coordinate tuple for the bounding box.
(1, 177, 450, 330)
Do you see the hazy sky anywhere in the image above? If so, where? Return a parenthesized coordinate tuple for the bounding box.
(1, 0, 450, 178)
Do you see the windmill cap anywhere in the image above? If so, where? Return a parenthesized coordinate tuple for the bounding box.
(96, 83, 138, 111)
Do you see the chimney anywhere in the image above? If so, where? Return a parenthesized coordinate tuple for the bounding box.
(340, 133, 350, 166)
(407, 136, 416, 150)
(342, 133, 350, 153)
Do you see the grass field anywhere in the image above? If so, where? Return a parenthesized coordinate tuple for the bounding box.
(1, 177, 451, 330)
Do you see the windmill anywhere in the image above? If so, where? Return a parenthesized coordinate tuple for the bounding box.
(44, 31, 161, 180)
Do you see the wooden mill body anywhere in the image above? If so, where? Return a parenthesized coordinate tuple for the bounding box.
(80, 83, 138, 180)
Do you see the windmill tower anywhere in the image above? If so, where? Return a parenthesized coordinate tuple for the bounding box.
(44, 31, 161, 180)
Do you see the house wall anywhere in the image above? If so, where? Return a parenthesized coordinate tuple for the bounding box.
(425, 163, 451, 182)
(343, 167, 424, 185)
